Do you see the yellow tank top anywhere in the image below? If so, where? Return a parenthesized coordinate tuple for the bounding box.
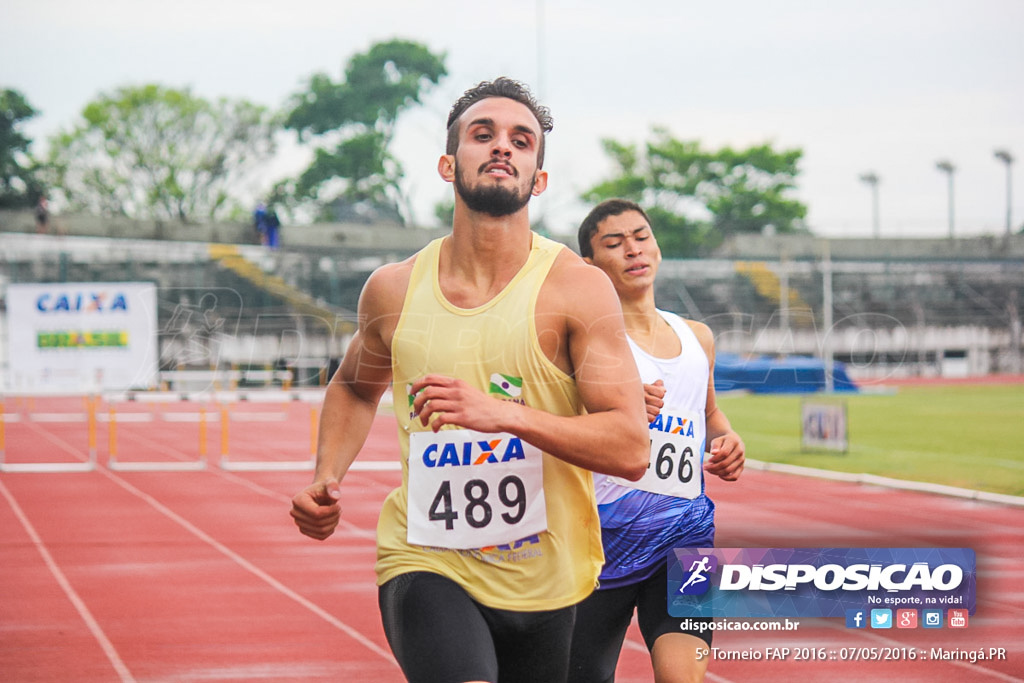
(375, 233, 604, 611)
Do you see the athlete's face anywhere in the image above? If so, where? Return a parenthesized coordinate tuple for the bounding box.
(439, 97, 547, 217)
(584, 211, 662, 297)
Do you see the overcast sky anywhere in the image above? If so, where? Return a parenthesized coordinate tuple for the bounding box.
(2, 0, 1022, 238)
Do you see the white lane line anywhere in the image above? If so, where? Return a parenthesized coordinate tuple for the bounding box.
(0, 479, 135, 682)
(744, 458, 1024, 508)
(95, 466, 399, 667)
(212, 468, 380, 541)
(26, 418, 92, 460)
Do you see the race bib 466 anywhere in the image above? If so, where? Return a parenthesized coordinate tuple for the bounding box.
(610, 409, 704, 498)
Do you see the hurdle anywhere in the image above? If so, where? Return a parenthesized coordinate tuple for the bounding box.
(4, 389, 400, 474)
(218, 389, 318, 471)
(0, 394, 98, 472)
(105, 391, 208, 471)
(158, 368, 294, 392)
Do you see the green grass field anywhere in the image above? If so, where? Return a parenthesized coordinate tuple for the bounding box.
(716, 383, 1024, 497)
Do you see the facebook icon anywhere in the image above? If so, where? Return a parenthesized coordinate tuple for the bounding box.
(845, 609, 867, 629)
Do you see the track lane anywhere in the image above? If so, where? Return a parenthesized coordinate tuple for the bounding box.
(2, 411, 1022, 681)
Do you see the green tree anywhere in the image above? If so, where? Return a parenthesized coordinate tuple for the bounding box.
(584, 128, 808, 256)
(0, 88, 44, 208)
(283, 39, 446, 225)
(46, 84, 278, 222)
(433, 196, 454, 227)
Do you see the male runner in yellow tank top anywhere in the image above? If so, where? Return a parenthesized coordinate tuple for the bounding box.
(291, 78, 649, 683)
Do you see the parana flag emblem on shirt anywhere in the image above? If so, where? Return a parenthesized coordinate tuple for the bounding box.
(489, 373, 523, 398)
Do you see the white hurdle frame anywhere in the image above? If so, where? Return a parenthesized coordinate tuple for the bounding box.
(104, 391, 209, 471)
(0, 394, 98, 472)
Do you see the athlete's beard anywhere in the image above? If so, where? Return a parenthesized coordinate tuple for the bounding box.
(454, 162, 534, 218)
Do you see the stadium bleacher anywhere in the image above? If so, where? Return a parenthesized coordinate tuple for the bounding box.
(2, 215, 1022, 386)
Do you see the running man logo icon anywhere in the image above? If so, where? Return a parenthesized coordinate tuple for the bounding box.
(678, 555, 718, 595)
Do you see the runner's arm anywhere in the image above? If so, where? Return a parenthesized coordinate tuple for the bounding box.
(291, 264, 406, 539)
(689, 321, 745, 481)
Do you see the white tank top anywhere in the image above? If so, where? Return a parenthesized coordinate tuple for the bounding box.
(593, 309, 708, 505)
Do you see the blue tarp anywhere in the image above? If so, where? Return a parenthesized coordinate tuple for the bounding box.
(714, 353, 859, 394)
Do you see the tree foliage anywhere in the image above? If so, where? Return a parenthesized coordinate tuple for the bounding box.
(282, 39, 447, 225)
(583, 128, 808, 256)
(46, 84, 278, 222)
(0, 88, 43, 208)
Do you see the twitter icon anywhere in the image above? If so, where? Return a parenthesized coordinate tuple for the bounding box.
(870, 609, 892, 629)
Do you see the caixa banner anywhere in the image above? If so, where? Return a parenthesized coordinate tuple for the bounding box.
(668, 548, 975, 618)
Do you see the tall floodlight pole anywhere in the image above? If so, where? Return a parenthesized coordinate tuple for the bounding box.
(821, 241, 834, 393)
(859, 172, 881, 238)
(536, 0, 545, 99)
(532, 0, 546, 228)
(995, 149, 1014, 235)
(936, 160, 956, 238)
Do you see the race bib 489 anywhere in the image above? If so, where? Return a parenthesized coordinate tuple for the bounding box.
(407, 430, 547, 549)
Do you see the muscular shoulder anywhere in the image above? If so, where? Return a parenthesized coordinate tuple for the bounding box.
(541, 248, 622, 318)
(533, 248, 626, 374)
(354, 256, 419, 352)
(359, 256, 416, 319)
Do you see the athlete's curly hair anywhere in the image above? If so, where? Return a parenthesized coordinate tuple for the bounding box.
(445, 77, 553, 167)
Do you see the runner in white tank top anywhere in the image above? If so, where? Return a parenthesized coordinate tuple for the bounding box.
(569, 199, 746, 683)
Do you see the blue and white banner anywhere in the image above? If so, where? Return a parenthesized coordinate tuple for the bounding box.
(5, 282, 159, 393)
(668, 548, 976, 618)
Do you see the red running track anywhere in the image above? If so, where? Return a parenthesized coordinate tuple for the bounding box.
(1, 407, 1022, 682)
